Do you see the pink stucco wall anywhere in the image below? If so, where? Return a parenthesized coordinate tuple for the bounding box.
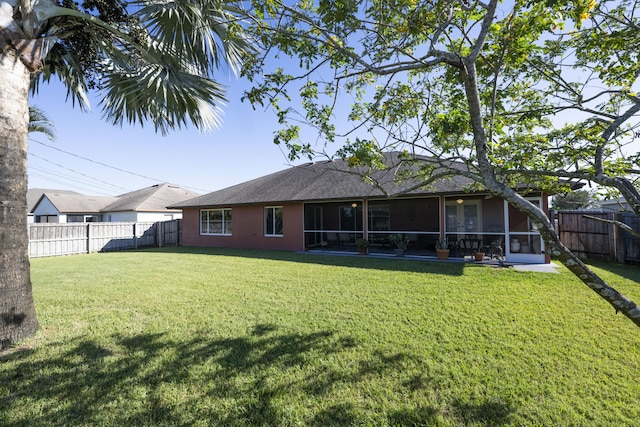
(181, 203, 304, 251)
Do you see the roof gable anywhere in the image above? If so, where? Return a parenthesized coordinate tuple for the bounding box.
(27, 188, 82, 212)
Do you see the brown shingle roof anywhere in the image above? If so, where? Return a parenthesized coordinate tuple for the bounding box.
(171, 153, 474, 208)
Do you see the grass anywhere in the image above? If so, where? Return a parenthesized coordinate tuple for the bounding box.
(1, 247, 640, 426)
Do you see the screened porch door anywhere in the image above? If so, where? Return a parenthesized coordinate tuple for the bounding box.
(445, 200, 482, 237)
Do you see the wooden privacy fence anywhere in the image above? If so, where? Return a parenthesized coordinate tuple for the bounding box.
(28, 219, 182, 258)
(557, 211, 640, 263)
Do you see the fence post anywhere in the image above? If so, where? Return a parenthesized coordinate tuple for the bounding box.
(87, 223, 91, 254)
(158, 221, 164, 248)
(614, 213, 626, 263)
(133, 223, 137, 249)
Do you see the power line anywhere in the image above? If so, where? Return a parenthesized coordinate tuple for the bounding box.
(29, 137, 213, 193)
(28, 171, 118, 196)
(29, 153, 132, 194)
(29, 165, 125, 196)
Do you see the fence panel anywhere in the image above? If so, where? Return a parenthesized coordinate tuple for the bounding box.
(557, 210, 639, 263)
(28, 220, 182, 258)
(29, 223, 88, 257)
(621, 213, 640, 263)
(159, 219, 182, 247)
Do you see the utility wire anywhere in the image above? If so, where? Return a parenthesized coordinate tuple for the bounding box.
(29, 137, 212, 193)
(29, 153, 132, 194)
(29, 165, 125, 196)
(28, 171, 119, 197)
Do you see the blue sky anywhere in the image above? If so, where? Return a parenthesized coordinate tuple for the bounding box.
(28, 74, 306, 197)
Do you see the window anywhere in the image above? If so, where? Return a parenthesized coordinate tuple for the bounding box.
(200, 209, 232, 235)
(67, 215, 99, 222)
(67, 215, 84, 223)
(36, 215, 57, 223)
(264, 206, 283, 236)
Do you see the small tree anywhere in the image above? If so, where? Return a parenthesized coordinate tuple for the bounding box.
(552, 190, 596, 211)
(241, 0, 640, 326)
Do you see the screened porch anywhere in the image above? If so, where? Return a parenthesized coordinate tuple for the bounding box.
(303, 195, 546, 262)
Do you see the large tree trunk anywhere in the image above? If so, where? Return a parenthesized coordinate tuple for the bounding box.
(460, 60, 640, 328)
(0, 50, 39, 349)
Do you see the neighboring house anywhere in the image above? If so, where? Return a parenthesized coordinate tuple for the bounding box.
(100, 183, 201, 222)
(591, 198, 633, 212)
(27, 188, 83, 223)
(31, 183, 200, 223)
(32, 192, 117, 223)
(171, 153, 552, 264)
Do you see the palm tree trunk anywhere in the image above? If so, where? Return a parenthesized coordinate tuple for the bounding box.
(0, 50, 39, 349)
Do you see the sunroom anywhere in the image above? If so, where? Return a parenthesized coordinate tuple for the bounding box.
(303, 194, 547, 264)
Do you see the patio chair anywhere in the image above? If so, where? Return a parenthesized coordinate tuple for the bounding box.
(406, 233, 419, 249)
(487, 239, 504, 259)
(325, 232, 338, 248)
(446, 236, 460, 257)
(338, 233, 352, 247)
(459, 238, 482, 257)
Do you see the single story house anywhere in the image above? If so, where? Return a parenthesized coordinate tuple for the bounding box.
(31, 183, 200, 223)
(27, 188, 82, 223)
(171, 153, 551, 264)
(590, 198, 633, 212)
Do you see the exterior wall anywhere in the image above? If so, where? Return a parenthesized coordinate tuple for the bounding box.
(182, 203, 304, 251)
(180, 193, 552, 263)
(32, 196, 59, 217)
(106, 211, 182, 222)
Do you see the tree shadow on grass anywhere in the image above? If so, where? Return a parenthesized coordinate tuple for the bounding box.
(0, 324, 513, 426)
(135, 246, 468, 276)
(587, 260, 640, 284)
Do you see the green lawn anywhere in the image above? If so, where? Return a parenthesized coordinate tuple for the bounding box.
(2, 248, 639, 426)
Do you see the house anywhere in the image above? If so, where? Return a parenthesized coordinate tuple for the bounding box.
(591, 198, 633, 212)
(99, 183, 200, 222)
(171, 153, 552, 264)
(27, 188, 83, 223)
(31, 183, 200, 223)
(31, 192, 116, 223)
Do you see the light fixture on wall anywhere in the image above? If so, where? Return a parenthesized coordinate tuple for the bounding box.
(351, 203, 358, 238)
(456, 198, 464, 204)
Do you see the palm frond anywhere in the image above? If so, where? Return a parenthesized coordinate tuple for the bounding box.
(132, 0, 255, 76)
(30, 0, 255, 133)
(28, 105, 56, 141)
(99, 60, 227, 135)
(31, 43, 91, 111)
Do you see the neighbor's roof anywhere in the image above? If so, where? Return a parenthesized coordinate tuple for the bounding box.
(27, 188, 82, 212)
(36, 192, 118, 214)
(171, 152, 475, 208)
(104, 183, 201, 212)
(31, 184, 200, 214)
